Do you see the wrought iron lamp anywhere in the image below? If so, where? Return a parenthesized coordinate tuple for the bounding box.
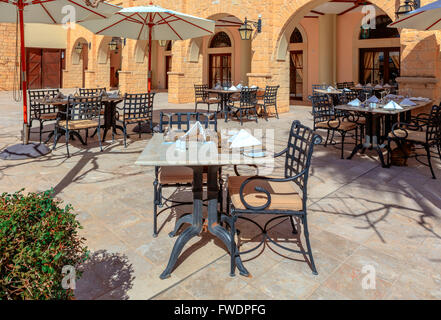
(239, 15, 262, 40)
(108, 37, 119, 51)
(158, 40, 167, 47)
(396, 0, 420, 18)
(74, 42, 83, 54)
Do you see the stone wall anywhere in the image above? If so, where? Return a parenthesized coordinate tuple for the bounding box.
(0, 23, 19, 92)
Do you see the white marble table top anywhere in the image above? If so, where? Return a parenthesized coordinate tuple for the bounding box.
(135, 133, 275, 167)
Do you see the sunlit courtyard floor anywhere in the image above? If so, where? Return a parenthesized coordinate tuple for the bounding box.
(1, 91, 440, 300)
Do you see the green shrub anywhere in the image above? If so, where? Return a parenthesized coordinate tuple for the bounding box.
(0, 189, 88, 300)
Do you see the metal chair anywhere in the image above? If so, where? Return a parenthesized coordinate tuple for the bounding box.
(387, 104, 441, 179)
(153, 112, 220, 237)
(53, 95, 103, 157)
(79, 88, 106, 96)
(115, 93, 155, 148)
(256, 85, 279, 120)
(311, 94, 358, 159)
(227, 88, 258, 125)
(28, 89, 60, 143)
(194, 84, 221, 112)
(227, 120, 322, 276)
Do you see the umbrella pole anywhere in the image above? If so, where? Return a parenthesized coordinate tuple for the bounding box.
(18, 0, 29, 144)
(148, 24, 152, 93)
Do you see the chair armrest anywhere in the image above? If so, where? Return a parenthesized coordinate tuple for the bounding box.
(274, 147, 288, 158)
(237, 170, 307, 210)
(327, 116, 341, 129)
(390, 122, 422, 139)
(233, 164, 258, 176)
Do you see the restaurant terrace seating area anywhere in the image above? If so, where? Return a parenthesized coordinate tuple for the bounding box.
(1, 0, 441, 302)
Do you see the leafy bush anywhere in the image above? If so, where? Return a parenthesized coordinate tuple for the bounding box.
(0, 190, 88, 300)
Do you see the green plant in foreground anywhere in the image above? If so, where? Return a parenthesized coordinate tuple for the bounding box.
(0, 189, 88, 300)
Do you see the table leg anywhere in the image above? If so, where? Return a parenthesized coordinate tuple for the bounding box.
(348, 113, 372, 159)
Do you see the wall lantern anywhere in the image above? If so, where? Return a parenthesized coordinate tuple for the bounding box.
(239, 15, 262, 41)
(158, 40, 167, 47)
(108, 37, 119, 51)
(396, 0, 420, 18)
(74, 42, 83, 55)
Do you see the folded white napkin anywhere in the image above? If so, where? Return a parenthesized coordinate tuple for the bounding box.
(327, 86, 335, 90)
(228, 85, 238, 91)
(236, 83, 243, 90)
(383, 101, 403, 110)
(400, 98, 417, 106)
(374, 84, 383, 89)
(348, 98, 361, 106)
(343, 88, 351, 91)
(181, 121, 206, 141)
(383, 84, 391, 88)
(355, 83, 363, 88)
(230, 129, 262, 149)
(365, 83, 372, 87)
(214, 84, 222, 90)
(366, 96, 379, 103)
(250, 85, 258, 89)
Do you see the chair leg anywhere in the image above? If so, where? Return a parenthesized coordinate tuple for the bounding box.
(85, 128, 89, 144)
(52, 127, 58, 150)
(239, 109, 243, 126)
(289, 216, 297, 235)
(386, 138, 392, 167)
(341, 131, 346, 159)
(274, 105, 279, 119)
(324, 130, 330, 147)
(303, 215, 318, 275)
(96, 126, 103, 152)
(39, 121, 43, 144)
(194, 102, 198, 113)
(123, 123, 127, 148)
(65, 129, 70, 158)
(425, 145, 436, 179)
(230, 214, 237, 277)
(153, 178, 159, 237)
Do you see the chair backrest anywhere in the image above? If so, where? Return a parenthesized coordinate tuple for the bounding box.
(263, 85, 279, 106)
(66, 95, 102, 122)
(28, 88, 60, 116)
(312, 84, 327, 96)
(79, 88, 106, 97)
(358, 88, 373, 101)
(310, 94, 334, 128)
(194, 84, 209, 100)
(122, 93, 155, 121)
(240, 88, 258, 108)
(284, 120, 322, 193)
(426, 104, 441, 144)
(339, 90, 359, 104)
(336, 83, 345, 89)
(344, 81, 354, 88)
(159, 112, 218, 133)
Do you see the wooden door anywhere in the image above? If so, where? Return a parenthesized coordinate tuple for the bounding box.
(290, 51, 303, 100)
(27, 48, 42, 89)
(165, 55, 172, 89)
(209, 53, 231, 88)
(82, 43, 88, 88)
(42, 49, 61, 88)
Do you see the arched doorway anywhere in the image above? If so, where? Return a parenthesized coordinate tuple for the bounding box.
(109, 37, 122, 89)
(208, 31, 233, 87)
(289, 27, 306, 101)
(71, 38, 88, 88)
(165, 41, 172, 90)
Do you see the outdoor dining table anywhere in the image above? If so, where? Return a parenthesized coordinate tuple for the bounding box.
(205, 88, 241, 122)
(36, 95, 124, 143)
(135, 131, 274, 279)
(335, 99, 432, 167)
(314, 88, 343, 105)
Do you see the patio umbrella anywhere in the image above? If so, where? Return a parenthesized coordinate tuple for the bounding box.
(0, 0, 120, 156)
(389, 0, 441, 30)
(79, 4, 215, 93)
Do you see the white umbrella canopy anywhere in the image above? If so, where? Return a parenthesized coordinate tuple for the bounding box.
(389, 0, 441, 30)
(0, 0, 120, 23)
(79, 5, 215, 92)
(79, 5, 215, 40)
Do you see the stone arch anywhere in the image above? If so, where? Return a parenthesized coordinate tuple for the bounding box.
(97, 36, 111, 64)
(134, 40, 148, 64)
(71, 37, 88, 65)
(274, 0, 397, 61)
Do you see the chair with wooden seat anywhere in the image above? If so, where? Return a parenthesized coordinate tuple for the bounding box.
(338, 90, 366, 141)
(194, 84, 221, 112)
(153, 112, 220, 237)
(311, 94, 358, 159)
(53, 95, 103, 157)
(387, 104, 441, 179)
(227, 120, 322, 276)
(115, 92, 155, 148)
(256, 85, 279, 120)
(28, 89, 60, 143)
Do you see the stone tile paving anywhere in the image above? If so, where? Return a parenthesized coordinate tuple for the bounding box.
(0, 91, 440, 300)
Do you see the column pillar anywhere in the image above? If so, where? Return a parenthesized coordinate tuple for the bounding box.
(318, 14, 336, 85)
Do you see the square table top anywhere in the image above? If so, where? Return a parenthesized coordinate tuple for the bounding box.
(314, 88, 342, 95)
(135, 133, 275, 167)
(205, 88, 242, 94)
(35, 95, 123, 106)
(335, 99, 432, 115)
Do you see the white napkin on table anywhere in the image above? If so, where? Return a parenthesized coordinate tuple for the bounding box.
(250, 85, 258, 89)
(343, 88, 351, 91)
(400, 98, 417, 106)
(383, 101, 403, 110)
(374, 84, 383, 89)
(355, 83, 363, 88)
(327, 86, 335, 90)
(229, 129, 262, 149)
(366, 96, 379, 103)
(236, 83, 243, 90)
(214, 84, 222, 90)
(228, 85, 238, 91)
(180, 121, 206, 141)
(365, 83, 372, 87)
(348, 98, 361, 106)
(383, 83, 391, 88)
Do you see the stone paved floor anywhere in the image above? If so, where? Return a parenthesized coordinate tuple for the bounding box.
(1, 91, 441, 300)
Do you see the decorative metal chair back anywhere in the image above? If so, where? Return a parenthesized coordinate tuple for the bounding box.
(159, 112, 218, 133)
(310, 94, 334, 128)
(284, 121, 322, 193)
(66, 95, 102, 123)
(262, 85, 279, 106)
(358, 88, 373, 101)
(28, 88, 60, 116)
(426, 104, 441, 144)
(239, 88, 258, 108)
(312, 84, 326, 96)
(79, 88, 106, 97)
(121, 93, 155, 122)
(194, 84, 209, 101)
(336, 83, 345, 89)
(344, 82, 354, 88)
(340, 90, 359, 104)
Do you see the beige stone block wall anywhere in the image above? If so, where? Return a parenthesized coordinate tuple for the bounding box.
(0, 23, 19, 91)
